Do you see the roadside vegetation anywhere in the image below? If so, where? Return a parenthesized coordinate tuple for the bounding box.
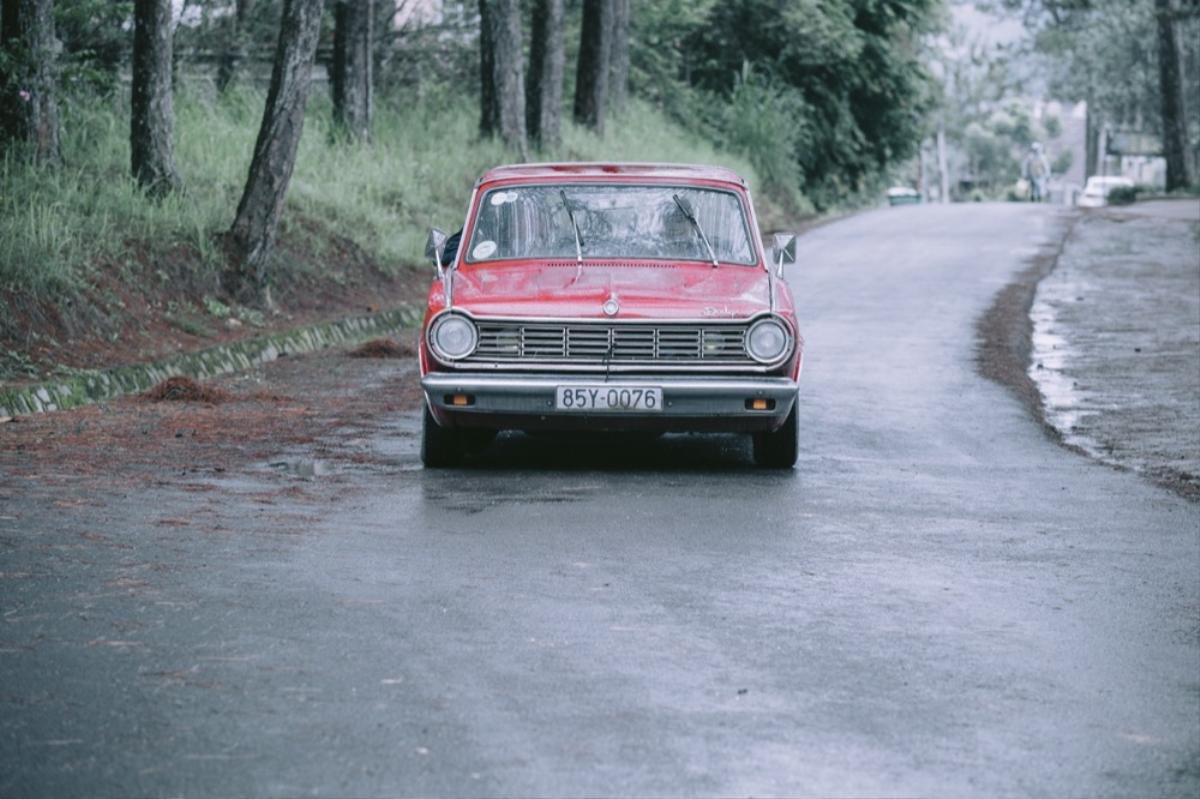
(0, 81, 766, 376)
(1, 84, 760, 300)
(0, 0, 970, 377)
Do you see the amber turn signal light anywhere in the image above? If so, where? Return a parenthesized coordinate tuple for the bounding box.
(446, 394, 474, 407)
(745, 398, 776, 411)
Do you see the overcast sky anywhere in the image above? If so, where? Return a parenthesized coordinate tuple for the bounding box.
(953, 1, 1027, 45)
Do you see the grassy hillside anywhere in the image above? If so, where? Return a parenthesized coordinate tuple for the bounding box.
(2, 84, 773, 300)
(0, 83, 779, 377)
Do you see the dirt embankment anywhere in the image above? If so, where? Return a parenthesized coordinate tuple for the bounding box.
(1, 216, 430, 386)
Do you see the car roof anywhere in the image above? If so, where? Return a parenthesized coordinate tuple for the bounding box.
(478, 162, 748, 186)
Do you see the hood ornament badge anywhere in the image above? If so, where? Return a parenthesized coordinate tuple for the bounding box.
(602, 294, 620, 317)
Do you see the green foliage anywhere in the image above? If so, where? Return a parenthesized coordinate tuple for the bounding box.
(682, 0, 940, 208)
(628, 0, 717, 117)
(164, 304, 213, 337)
(202, 295, 232, 319)
(997, 0, 1200, 139)
(1042, 114, 1062, 138)
(54, 0, 133, 94)
(988, 105, 1034, 148)
(0, 348, 41, 380)
(0, 82, 776, 300)
(963, 119, 1018, 186)
(706, 65, 811, 214)
(1051, 148, 1073, 174)
(1, 93, 220, 296)
(1106, 185, 1139, 205)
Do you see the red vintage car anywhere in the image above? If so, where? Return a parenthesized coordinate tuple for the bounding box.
(418, 163, 803, 467)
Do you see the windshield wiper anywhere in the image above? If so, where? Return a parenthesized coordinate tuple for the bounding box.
(672, 193, 719, 268)
(560, 189, 585, 265)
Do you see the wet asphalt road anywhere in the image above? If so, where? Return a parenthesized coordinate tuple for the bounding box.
(3, 204, 1199, 797)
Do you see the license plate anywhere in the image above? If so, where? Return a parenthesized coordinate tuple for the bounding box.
(555, 385, 663, 412)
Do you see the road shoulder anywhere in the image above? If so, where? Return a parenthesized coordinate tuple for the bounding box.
(977, 200, 1200, 500)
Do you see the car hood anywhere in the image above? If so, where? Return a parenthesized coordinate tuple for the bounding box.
(448, 261, 772, 320)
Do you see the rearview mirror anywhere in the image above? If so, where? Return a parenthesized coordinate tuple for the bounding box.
(424, 227, 447, 272)
(772, 233, 797, 275)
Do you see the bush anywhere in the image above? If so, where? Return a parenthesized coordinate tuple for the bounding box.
(1051, 150, 1073, 175)
(1107, 185, 1139, 205)
(708, 65, 811, 216)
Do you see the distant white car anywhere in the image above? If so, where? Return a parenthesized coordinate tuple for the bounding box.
(886, 186, 921, 206)
(1077, 176, 1134, 208)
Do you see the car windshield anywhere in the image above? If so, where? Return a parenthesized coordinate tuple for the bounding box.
(465, 184, 757, 265)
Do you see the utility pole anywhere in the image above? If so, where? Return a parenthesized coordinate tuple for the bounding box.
(936, 125, 950, 203)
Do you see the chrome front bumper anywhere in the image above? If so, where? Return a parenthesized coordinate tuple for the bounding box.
(421, 372, 798, 433)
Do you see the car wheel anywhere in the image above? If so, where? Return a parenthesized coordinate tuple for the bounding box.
(459, 427, 498, 454)
(752, 402, 798, 468)
(421, 404, 464, 468)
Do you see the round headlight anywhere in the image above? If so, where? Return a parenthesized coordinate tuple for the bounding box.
(746, 317, 790, 364)
(429, 314, 478, 361)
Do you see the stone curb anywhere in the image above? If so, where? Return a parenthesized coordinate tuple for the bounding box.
(0, 305, 422, 417)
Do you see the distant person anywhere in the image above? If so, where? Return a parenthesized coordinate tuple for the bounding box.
(1023, 143, 1051, 202)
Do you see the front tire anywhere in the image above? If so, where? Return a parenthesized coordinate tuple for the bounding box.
(752, 402, 798, 468)
(421, 404, 464, 468)
(459, 426, 497, 454)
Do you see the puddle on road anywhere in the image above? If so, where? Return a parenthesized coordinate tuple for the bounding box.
(1029, 279, 1104, 455)
(1029, 298, 1087, 437)
(267, 459, 332, 479)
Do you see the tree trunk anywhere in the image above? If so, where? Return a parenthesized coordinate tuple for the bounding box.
(478, 0, 497, 137)
(1, 0, 19, 145)
(0, 0, 61, 164)
(224, 0, 325, 307)
(936, 125, 949, 203)
(1155, 0, 1191, 190)
(1, 0, 15, 42)
(573, 0, 613, 133)
(916, 138, 926, 200)
(483, 0, 526, 156)
(608, 0, 629, 114)
(1084, 90, 1098, 178)
(526, 0, 563, 149)
(216, 0, 252, 93)
(332, 0, 373, 141)
(131, 0, 180, 196)
(373, 0, 393, 80)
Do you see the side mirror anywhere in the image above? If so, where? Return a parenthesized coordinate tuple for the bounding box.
(771, 233, 797, 275)
(424, 228, 448, 272)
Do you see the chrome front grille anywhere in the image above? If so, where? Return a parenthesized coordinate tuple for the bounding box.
(470, 321, 753, 365)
